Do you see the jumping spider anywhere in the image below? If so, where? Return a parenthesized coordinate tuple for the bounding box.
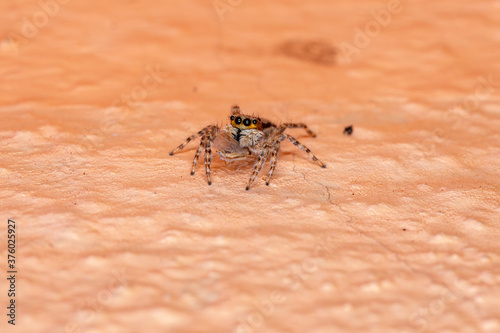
(169, 105, 326, 190)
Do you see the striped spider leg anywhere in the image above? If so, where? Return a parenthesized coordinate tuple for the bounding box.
(280, 122, 317, 138)
(169, 125, 219, 185)
(245, 128, 326, 190)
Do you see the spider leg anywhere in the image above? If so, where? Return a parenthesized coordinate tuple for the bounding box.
(190, 141, 204, 175)
(204, 138, 213, 185)
(245, 148, 271, 190)
(265, 144, 281, 186)
(171, 125, 219, 185)
(284, 134, 326, 168)
(169, 126, 215, 155)
(281, 122, 317, 137)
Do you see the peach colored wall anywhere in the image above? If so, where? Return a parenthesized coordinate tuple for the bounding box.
(1, 1, 499, 332)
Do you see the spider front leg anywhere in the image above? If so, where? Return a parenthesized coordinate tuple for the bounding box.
(245, 147, 271, 190)
(169, 125, 217, 155)
(170, 125, 219, 186)
(265, 144, 281, 186)
(245, 133, 325, 190)
(284, 134, 326, 168)
(204, 138, 213, 185)
(190, 143, 204, 175)
(280, 122, 317, 137)
(187, 137, 212, 185)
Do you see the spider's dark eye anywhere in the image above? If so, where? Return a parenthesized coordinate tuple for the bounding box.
(243, 118, 251, 126)
(252, 119, 257, 125)
(235, 117, 242, 124)
(231, 116, 235, 120)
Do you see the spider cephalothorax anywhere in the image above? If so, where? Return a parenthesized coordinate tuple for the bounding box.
(169, 105, 325, 190)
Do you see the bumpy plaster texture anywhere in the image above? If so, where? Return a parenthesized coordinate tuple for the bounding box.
(1, 1, 499, 332)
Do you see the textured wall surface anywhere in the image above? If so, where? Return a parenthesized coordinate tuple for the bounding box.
(1, 1, 499, 332)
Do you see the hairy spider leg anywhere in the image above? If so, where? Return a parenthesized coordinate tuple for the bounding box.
(170, 125, 219, 185)
(245, 148, 272, 190)
(190, 142, 204, 175)
(245, 126, 325, 190)
(265, 144, 281, 186)
(169, 125, 219, 155)
(204, 137, 213, 185)
(281, 122, 317, 137)
(283, 134, 326, 168)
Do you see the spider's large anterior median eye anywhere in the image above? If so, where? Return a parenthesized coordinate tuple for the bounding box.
(235, 117, 242, 124)
(243, 118, 251, 126)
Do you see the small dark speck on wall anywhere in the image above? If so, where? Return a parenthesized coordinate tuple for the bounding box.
(343, 125, 353, 135)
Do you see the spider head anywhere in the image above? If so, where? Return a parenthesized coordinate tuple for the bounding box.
(230, 115, 261, 130)
(229, 105, 262, 130)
